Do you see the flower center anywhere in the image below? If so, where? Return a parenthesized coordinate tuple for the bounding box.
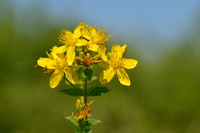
(110, 59, 122, 70)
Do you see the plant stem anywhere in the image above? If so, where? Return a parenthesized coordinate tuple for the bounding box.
(78, 75, 88, 133)
(79, 78, 87, 133)
(84, 78, 87, 105)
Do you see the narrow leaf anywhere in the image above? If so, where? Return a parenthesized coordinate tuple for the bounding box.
(65, 116, 78, 126)
(88, 86, 110, 96)
(85, 119, 102, 126)
(60, 88, 84, 96)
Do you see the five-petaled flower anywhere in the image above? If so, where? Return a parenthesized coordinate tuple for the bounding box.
(37, 46, 79, 88)
(58, 22, 88, 65)
(99, 44, 137, 86)
(81, 25, 111, 61)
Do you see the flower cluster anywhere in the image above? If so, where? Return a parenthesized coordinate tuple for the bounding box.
(36, 22, 137, 88)
(36, 22, 138, 132)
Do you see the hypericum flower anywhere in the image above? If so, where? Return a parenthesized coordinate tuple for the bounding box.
(37, 46, 79, 88)
(99, 44, 137, 86)
(81, 25, 111, 61)
(58, 22, 88, 65)
(72, 100, 94, 124)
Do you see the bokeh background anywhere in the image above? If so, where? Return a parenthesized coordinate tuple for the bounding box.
(1, 0, 200, 133)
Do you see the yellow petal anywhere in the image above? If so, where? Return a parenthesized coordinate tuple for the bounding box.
(64, 68, 79, 84)
(82, 26, 91, 40)
(99, 68, 116, 84)
(88, 42, 98, 52)
(73, 23, 85, 39)
(59, 30, 74, 44)
(37, 57, 56, 69)
(67, 46, 75, 65)
(75, 39, 88, 46)
(98, 61, 109, 69)
(111, 44, 122, 60)
(98, 47, 107, 61)
(53, 45, 67, 53)
(65, 31, 74, 40)
(89, 26, 97, 36)
(51, 45, 67, 60)
(122, 59, 138, 69)
(99, 72, 107, 84)
(121, 44, 127, 57)
(97, 33, 108, 43)
(50, 69, 64, 88)
(116, 68, 130, 86)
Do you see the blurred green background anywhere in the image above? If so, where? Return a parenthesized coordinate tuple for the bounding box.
(1, 1, 200, 133)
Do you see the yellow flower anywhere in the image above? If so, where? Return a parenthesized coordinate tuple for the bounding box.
(99, 44, 137, 86)
(37, 46, 79, 88)
(81, 25, 111, 61)
(58, 22, 88, 65)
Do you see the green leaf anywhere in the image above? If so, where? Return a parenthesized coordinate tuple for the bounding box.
(88, 86, 110, 96)
(84, 69, 93, 80)
(60, 88, 84, 96)
(65, 116, 78, 126)
(85, 119, 102, 126)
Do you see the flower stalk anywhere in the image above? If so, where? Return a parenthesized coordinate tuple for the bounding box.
(84, 77, 88, 106)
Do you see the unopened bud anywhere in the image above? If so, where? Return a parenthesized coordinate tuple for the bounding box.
(76, 99, 83, 112)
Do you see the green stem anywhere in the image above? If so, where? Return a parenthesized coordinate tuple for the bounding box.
(78, 78, 87, 133)
(84, 78, 87, 106)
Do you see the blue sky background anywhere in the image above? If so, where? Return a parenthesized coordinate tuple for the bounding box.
(9, 0, 200, 39)
(6, 0, 200, 56)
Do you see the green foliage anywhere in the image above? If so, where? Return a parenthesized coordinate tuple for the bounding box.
(65, 116, 79, 126)
(60, 88, 84, 96)
(66, 115, 101, 133)
(76, 119, 101, 133)
(88, 86, 110, 96)
(60, 86, 110, 97)
(85, 119, 102, 126)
